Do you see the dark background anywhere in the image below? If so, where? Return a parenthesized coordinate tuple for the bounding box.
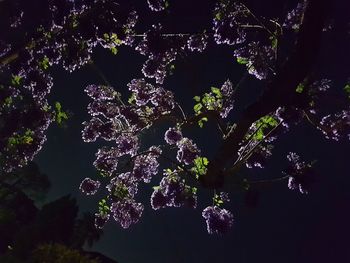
(10, 0, 350, 262)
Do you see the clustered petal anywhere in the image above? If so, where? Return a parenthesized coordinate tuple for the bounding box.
(284, 152, 315, 194)
(164, 127, 183, 145)
(151, 171, 197, 210)
(202, 206, 234, 235)
(111, 199, 144, 229)
(79, 178, 101, 195)
(176, 138, 200, 165)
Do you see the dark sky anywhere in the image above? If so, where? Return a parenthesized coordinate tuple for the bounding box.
(32, 0, 350, 262)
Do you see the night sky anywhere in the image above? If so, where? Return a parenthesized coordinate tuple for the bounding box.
(24, 0, 350, 262)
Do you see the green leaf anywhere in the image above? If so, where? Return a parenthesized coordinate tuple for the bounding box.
(191, 157, 209, 178)
(270, 36, 278, 49)
(193, 103, 203, 114)
(98, 199, 110, 215)
(193, 96, 201, 102)
(39, 56, 50, 70)
(202, 93, 217, 110)
(110, 46, 118, 55)
(236, 57, 248, 65)
(191, 187, 197, 194)
(211, 87, 222, 98)
(213, 193, 225, 207)
(11, 75, 22, 86)
(250, 115, 279, 141)
(202, 157, 209, 166)
(55, 102, 62, 111)
(128, 93, 136, 104)
(7, 129, 34, 147)
(296, 83, 304, 93)
(198, 117, 208, 128)
(54, 102, 69, 125)
(4, 97, 12, 107)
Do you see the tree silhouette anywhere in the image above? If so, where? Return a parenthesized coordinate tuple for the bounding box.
(0, 164, 114, 262)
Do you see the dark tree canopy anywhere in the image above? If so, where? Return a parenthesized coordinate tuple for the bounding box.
(0, 0, 349, 241)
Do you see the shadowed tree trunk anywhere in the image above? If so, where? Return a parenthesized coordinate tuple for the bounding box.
(201, 0, 330, 188)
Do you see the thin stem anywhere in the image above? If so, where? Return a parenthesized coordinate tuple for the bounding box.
(235, 121, 265, 160)
(133, 33, 192, 38)
(159, 154, 195, 178)
(239, 24, 264, 29)
(242, 4, 276, 37)
(240, 120, 283, 162)
(175, 102, 187, 121)
(303, 110, 324, 131)
(231, 120, 283, 171)
(248, 175, 289, 184)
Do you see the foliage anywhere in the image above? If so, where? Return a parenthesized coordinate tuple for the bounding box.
(0, 165, 104, 260)
(30, 243, 100, 263)
(0, 0, 348, 236)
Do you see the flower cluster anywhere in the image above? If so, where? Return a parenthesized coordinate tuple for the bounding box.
(283, 152, 315, 194)
(213, 1, 248, 45)
(151, 171, 197, 210)
(147, 0, 167, 12)
(238, 110, 285, 169)
(111, 199, 144, 229)
(79, 178, 101, 195)
(202, 206, 234, 234)
(176, 138, 201, 165)
(220, 79, 235, 118)
(234, 42, 275, 80)
(135, 24, 186, 83)
(319, 109, 350, 141)
(132, 147, 162, 183)
(283, 1, 307, 31)
(164, 127, 183, 145)
(187, 33, 209, 53)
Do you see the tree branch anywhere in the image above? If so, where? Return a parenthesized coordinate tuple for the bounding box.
(201, 0, 329, 188)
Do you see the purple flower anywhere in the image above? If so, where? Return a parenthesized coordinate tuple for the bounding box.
(150, 189, 168, 210)
(136, 24, 185, 83)
(319, 109, 350, 141)
(82, 117, 104, 142)
(213, 2, 248, 46)
(132, 152, 160, 183)
(150, 172, 197, 209)
(118, 106, 145, 129)
(127, 78, 155, 106)
(115, 134, 139, 157)
(234, 42, 274, 80)
(202, 206, 234, 234)
(187, 33, 208, 52)
(147, 0, 167, 12)
(79, 178, 101, 195)
(94, 213, 110, 229)
(87, 101, 120, 119)
(111, 199, 144, 229)
(106, 173, 139, 202)
(164, 127, 183, 145)
(284, 152, 315, 194)
(176, 138, 200, 165)
(220, 79, 235, 118)
(283, 2, 307, 31)
(151, 87, 175, 113)
(85, 84, 116, 101)
(93, 147, 120, 175)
